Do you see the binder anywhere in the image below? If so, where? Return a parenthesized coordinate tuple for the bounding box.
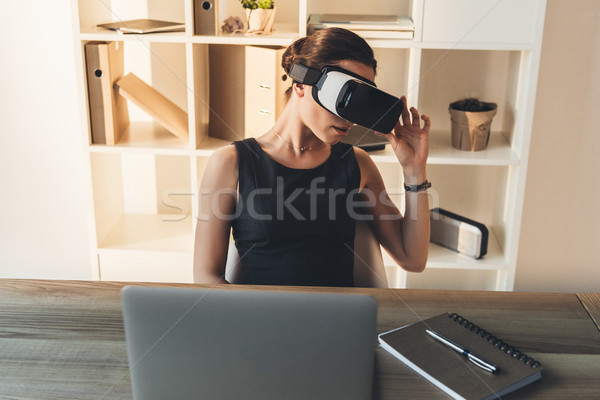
(379, 313, 543, 400)
(115, 73, 189, 142)
(84, 41, 129, 145)
(194, 0, 219, 35)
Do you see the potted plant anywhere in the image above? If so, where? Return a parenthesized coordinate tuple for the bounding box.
(239, 0, 276, 34)
(449, 98, 497, 151)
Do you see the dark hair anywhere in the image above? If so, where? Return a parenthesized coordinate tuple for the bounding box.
(281, 28, 377, 99)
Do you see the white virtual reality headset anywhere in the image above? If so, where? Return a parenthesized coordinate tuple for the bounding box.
(289, 63, 403, 133)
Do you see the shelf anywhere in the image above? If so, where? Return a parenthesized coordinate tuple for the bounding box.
(73, 0, 546, 290)
(382, 229, 507, 271)
(364, 40, 534, 51)
(80, 30, 188, 43)
(428, 131, 519, 165)
(368, 131, 519, 166)
(190, 23, 300, 46)
(99, 213, 193, 252)
(188, 130, 519, 166)
(417, 42, 533, 51)
(195, 136, 235, 156)
(78, 33, 533, 51)
(89, 122, 190, 154)
(80, 25, 300, 46)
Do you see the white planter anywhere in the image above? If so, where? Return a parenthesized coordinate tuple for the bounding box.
(246, 7, 276, 34)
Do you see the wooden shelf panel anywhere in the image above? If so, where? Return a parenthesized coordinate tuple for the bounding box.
(417, 42, 533, 51)
(382, 229, 507, 271)
(89, 121, 190, 154)
(427, 131, 519, 165)
(368, 131, 519, 166)
(190, 23, 299, 46)
(80, 30, 188, 43)
(99, 213, 193, 253)
(195, 136, 235, 156)
(78, 34, 533, 51)
(80, 24, 300, 46)
(98, 248, 194, 282)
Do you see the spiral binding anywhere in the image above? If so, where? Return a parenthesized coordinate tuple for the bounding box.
(448, 313, 542, 369)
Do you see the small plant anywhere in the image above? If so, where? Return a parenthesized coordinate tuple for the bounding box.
(448, 97, 498, 151)
(239, 0, 274, 9)
(450, 98, 495, 112)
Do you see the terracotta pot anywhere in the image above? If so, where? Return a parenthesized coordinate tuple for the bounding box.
(246, 7, 276, 34)
(449, 102, 497, 151)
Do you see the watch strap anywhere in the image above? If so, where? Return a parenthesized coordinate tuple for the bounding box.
(404, 180, 431, 192)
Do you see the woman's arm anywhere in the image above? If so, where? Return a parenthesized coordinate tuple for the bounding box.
(193, 145, 239, 284)
(355, 96, 431, 272)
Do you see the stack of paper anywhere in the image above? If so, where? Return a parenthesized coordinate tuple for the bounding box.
(308, 14, 415, 39)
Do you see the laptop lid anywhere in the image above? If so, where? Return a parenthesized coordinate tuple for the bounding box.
(121, 286, 377, 400)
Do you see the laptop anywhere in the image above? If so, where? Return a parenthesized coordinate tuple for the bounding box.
(121, 286, 378, 400)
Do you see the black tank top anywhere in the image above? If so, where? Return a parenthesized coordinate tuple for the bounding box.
(231, 138, 361, 287)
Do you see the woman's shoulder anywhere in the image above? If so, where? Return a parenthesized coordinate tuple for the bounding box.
(350, 146, 376, 168)
(352, 146, 381, 189)
(204, 144, 239, 185)
(211, 144, 238, 165)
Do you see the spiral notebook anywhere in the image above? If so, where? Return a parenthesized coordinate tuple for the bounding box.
(378, 313, 543, 400)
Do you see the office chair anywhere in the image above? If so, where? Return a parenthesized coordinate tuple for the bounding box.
(225, 220, 388, 288)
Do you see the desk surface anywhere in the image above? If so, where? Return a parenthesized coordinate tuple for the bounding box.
(1, 279, 599, 399)
(578, 292, 600, 331)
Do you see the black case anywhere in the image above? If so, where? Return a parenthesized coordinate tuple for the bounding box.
(430, 208, 489, 259)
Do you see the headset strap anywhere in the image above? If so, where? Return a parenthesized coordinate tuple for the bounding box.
(289, 63, 377, 88)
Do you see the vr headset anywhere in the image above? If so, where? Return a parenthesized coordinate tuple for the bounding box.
(288, 63, 403, 133)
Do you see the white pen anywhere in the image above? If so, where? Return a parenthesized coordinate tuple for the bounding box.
(426, 329, 499, 373)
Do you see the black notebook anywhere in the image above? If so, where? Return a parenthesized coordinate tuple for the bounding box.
(378, 313, 543, 400)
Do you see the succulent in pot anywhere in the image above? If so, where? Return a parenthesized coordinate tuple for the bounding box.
(448, 98, 497, 151)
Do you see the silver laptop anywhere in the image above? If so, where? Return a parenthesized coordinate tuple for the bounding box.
(121, 286, 377, 400)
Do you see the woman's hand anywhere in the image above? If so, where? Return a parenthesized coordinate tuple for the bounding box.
(376, 95, 431, 178)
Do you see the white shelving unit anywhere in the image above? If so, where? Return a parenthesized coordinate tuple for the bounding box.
(71, 0, 547, 289)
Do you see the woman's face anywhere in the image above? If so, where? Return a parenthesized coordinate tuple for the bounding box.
(296, 60, 376, 145)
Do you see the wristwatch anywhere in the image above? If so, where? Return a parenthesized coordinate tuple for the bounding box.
(404, 180, 431, 192)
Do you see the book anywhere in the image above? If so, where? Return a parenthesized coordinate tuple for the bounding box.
(308, 14, 414, 40)
(97, 19, 185, 34)
(84, 41, 129, 145)
(378, 313, 543, 400)
(115, 73, 189, 142)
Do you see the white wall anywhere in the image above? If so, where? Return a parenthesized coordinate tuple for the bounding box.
(515, 0, 600, 292)
(0, 1, 92, 279)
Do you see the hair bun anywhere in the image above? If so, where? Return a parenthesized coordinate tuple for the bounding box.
(281, 37, 306, 74)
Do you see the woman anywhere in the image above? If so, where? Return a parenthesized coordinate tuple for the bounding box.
(193, 28, 430, 286)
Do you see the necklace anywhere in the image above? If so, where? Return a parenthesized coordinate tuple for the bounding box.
(271, 127, 324, 152)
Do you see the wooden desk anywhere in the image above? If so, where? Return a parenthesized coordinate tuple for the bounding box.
(1, 280, 599, 399)
(578, 293, 600, 331)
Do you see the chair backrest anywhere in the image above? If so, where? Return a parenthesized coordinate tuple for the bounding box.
(225, 220, 388, 288)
